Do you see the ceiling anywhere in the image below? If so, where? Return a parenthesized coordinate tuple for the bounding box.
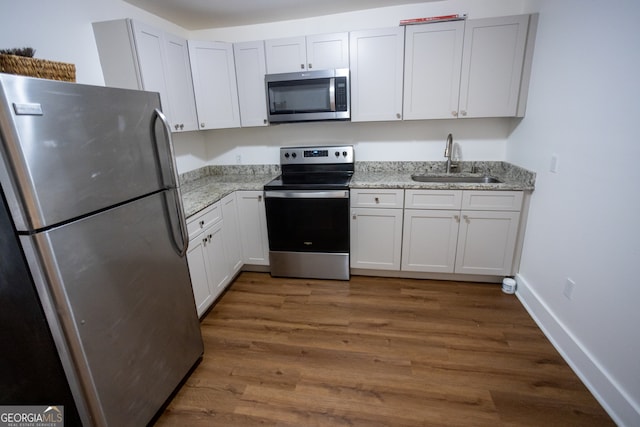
(123, 0, 428, 30)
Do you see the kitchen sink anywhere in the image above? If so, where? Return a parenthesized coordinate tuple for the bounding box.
(411, 175, 503, 184)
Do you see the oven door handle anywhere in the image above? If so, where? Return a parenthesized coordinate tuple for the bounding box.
(264, 190, 349, 199)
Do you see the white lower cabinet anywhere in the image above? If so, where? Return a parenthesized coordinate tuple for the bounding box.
(352, 189, 524, 278)
(401, 209, 459, 273)
(221, 193, 243, 277)
(402, 189, 522, 276)
(236, 190, 270, 266)
(186, 202, 227, 317)
(454, 209, 520, 275)
(186, 193, 248, 318)
(350, 189, 404, 270)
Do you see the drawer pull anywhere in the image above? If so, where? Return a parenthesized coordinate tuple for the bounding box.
(374, 197, 380, 204)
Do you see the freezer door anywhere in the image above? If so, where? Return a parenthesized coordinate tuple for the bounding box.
(0, 74, 173, 231)
(21, 190, 203, 427)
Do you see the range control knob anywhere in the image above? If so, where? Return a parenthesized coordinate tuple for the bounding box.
(335, 151, 340, 157)
(292, 152, 297, 158)
(342, 151, 348, 157)
(284, 152, 290, 158)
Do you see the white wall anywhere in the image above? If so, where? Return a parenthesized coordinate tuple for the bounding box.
(509, 1, 640, 425)
(199, 119, 511, 166)
(0, 0, 188, 85)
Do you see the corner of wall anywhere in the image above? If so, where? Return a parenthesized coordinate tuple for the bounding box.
(514, 274, 640, 427)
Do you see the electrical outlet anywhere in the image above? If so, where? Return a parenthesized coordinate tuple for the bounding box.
(563, 278, 575, 300)
(235, 154, 242, 164)
(550, 154, 559, 173)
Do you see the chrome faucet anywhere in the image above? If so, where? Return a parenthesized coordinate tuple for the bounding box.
(444, 133, 458, 173)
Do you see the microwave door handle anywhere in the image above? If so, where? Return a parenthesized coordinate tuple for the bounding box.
(329, 77, 336, 112)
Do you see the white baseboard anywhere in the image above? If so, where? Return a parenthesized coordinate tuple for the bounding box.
(515, 274, 639, 427)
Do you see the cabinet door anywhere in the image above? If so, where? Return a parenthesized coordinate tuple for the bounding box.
(221, 193, 243, 276)
(186, 233, 214, 317)
(459, 15, 529, 118)
(349, 27, 405, 122)
(306, 32, 349, 70)
(350, 207, 402, 270)
(163, 33, 199, 132)
(403, 21, 464, 120)
(236, 191, 270, 265)
(265, 36, 307, 73)
(203, 220, 229, 301)
(188, 40, 241, 130)
(402, 209, 459, 273)
(130, 21, 170, 114)
(455, 210, 520, 275)
(233, 41, 268, 127)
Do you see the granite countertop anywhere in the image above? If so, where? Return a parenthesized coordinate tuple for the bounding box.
(351, 161, 536, 191)
(179, 165, 279, 218)
(180, 161, 535, 218)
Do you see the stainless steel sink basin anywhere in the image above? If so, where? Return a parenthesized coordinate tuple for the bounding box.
(411, 175, 503, 184)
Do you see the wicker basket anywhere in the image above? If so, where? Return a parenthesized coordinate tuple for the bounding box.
(0, 54, 75, 82)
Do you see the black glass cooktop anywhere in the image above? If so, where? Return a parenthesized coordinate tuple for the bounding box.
(264, 172, 353, 190)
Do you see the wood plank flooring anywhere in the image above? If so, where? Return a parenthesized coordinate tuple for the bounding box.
(154, 272, 613, 426)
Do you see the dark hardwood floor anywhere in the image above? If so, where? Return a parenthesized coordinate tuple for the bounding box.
(155, 272, 613, 426)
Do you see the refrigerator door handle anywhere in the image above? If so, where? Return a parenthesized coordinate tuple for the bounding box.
(152, 108, 189, 257)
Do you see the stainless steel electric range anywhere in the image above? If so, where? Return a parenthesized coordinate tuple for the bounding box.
(264, 145, 354, 280)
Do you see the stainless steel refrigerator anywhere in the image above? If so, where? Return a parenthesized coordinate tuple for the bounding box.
(0, 74, 204, 426)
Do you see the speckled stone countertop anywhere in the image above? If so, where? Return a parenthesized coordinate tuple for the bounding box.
(179, 165, 279, 218)
(351, 161, 535, 191)
(180, 161, 535, 218)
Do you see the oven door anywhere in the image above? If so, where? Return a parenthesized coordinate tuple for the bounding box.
(264, 190, 349, 253)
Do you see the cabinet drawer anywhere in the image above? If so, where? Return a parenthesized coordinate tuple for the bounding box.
(405, 190, 462, 209)
(462, 191, 523, 211)
(351, 189, 404, 208)
(187, 201, 222, 240)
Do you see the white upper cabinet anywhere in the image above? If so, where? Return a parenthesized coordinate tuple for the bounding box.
(265, 33, 349, 73)
(92, 19, 198, 132)
(233, 41, 269, 127)
(403, 14, 534, 120)
(459, 14, 530, 118)
(349, 27, 405, 122)
(265, 36, 307, 73)
(403, 21, 465, 120)
(188, 40, 241, 130)
(163, 33, 199, 131)
(306, 33, 350, 70)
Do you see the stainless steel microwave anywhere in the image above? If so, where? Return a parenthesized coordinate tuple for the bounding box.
(265, 68, 350, 123)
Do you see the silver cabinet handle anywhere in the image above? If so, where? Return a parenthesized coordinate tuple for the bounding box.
(454, 215, 460, 222)
(300, 64, 305, 69)
(461, 111, 467, 117)
(452, 111, 458, 117)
